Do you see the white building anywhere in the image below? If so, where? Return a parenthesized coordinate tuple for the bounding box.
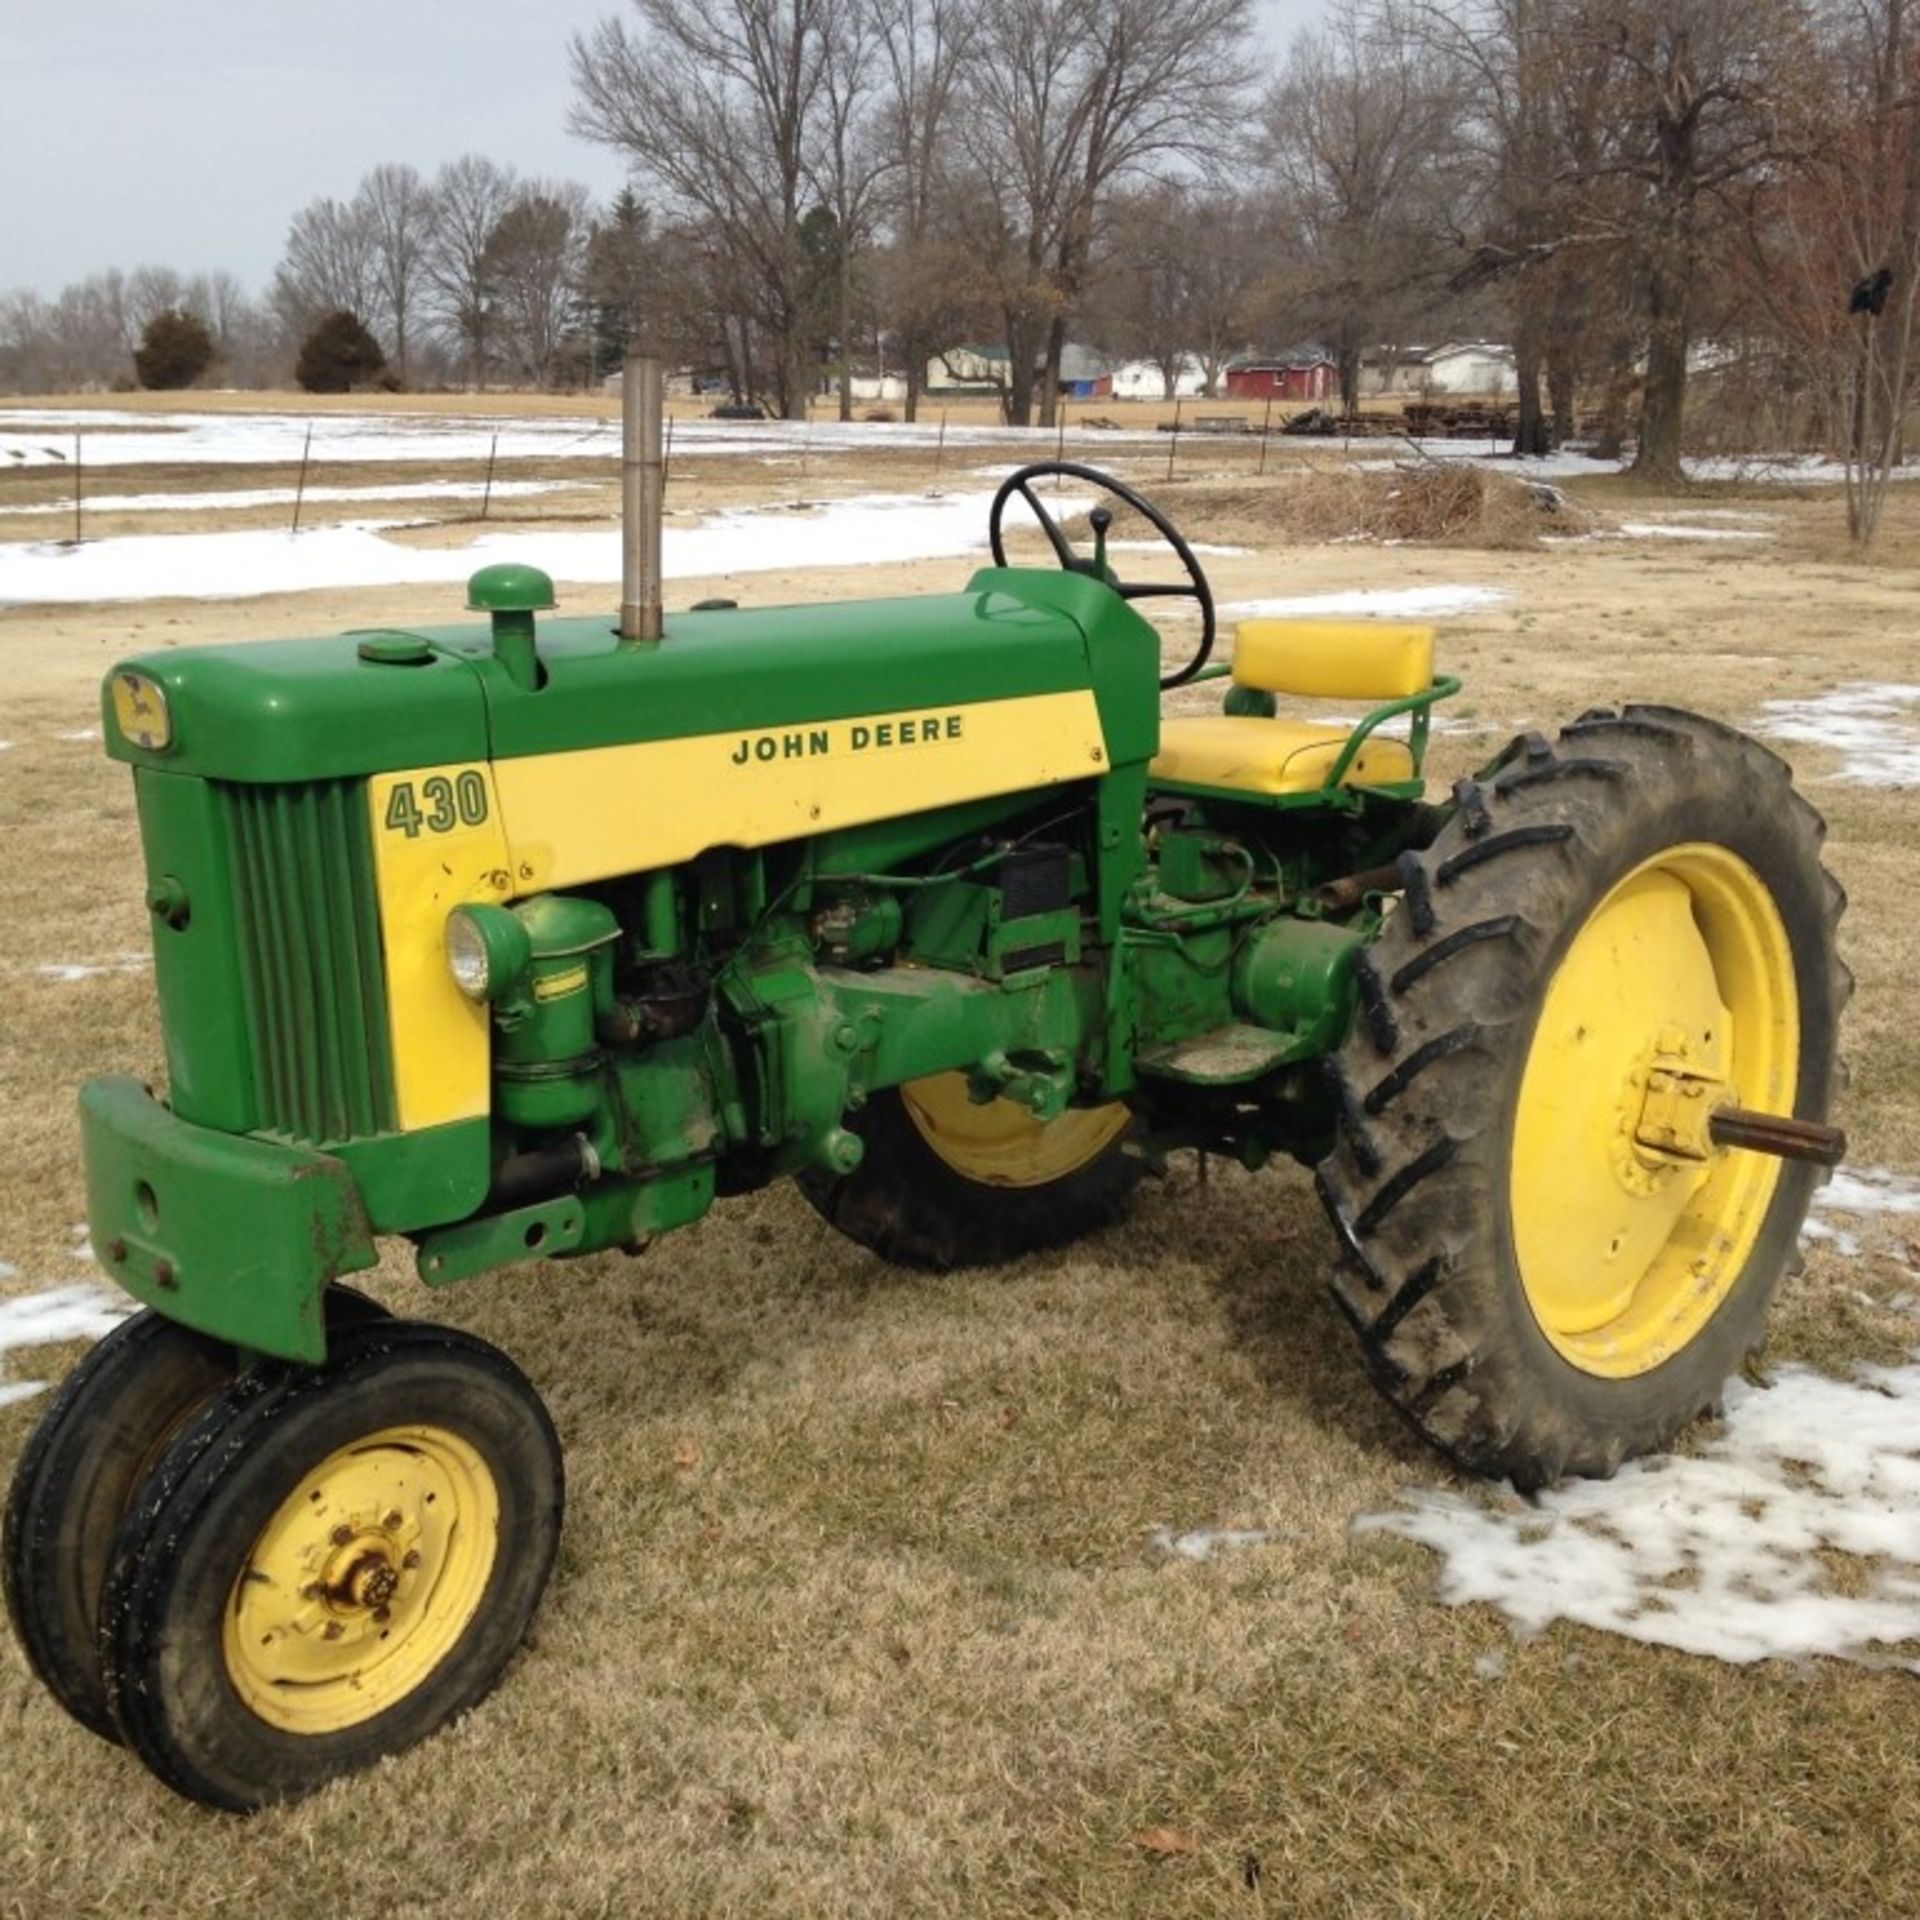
(1109, 355, 1208, 400)
(1362, 342, 1517, 398)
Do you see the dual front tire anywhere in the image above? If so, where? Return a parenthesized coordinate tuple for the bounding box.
(3, 1300, 561, 1811)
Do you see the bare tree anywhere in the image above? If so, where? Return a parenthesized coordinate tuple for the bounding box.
(1734, 0, 1920, 542)
(1563, 0, 1818, 482)
(272, 196, 381, 349)
(483, 182, 594, 388)
(874, 0, 976, 419)
(356, 164, 436, 386)
(1086, 183, 1267, 397)
(1264, 6, 1463, 413)
(808, 0, 891, 418)
(1382, 0, 1595, 451)
(571, 0, 838, 417)
(427, 154, 520, 389)
(958, 0, 1257, 426)
(0, 292, 59, 393)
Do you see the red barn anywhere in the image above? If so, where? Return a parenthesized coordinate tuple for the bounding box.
(1225, 355, 1337, 402)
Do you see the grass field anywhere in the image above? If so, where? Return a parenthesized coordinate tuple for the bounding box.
(2, 399, 1918, 1918)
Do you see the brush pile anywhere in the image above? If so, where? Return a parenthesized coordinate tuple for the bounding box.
(1281, 463, 1579, 547)
(1183, 463, 1582, 550)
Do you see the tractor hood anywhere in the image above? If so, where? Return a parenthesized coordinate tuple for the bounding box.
(100, 569, 1155, 783)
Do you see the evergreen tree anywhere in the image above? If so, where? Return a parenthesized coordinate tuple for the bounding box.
(133, 308, 215, 389)
(295, 309, 389, 392)
(582, 187, 654, 380)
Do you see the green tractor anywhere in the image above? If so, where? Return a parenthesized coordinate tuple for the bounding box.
(3, 445, 1845, 1812)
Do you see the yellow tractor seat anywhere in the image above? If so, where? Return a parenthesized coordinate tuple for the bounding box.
(1151, 619, 1439, 798)
(1154, 716, 1415, 795)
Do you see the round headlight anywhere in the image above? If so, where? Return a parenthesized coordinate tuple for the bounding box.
(446, 911, 494, 1000)
(446, 905, 530, 1003)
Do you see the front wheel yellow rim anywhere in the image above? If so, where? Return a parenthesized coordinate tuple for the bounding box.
(900, 1073, 1130, 1189)
(223, 1425, 500, 1736)
(1510, 844, 1799, 1379)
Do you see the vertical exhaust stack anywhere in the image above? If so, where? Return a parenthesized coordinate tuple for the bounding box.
(620, 350, 665, 642)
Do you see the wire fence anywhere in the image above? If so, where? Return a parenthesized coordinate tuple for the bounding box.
(4, 397, 1511, 550)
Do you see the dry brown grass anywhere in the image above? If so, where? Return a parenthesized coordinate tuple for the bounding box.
(1, 406, 1918, 1918)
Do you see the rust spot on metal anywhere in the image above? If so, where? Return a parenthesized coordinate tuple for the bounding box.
(153, 1258, 177, 1291)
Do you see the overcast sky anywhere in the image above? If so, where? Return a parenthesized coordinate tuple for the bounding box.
(3, 0, 1326, 300)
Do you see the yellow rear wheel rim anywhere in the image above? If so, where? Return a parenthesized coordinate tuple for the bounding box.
(1510, 844, 1798, 1379)
(223, 1425, 499, 1736)
(900, 1073, 1130, 1189)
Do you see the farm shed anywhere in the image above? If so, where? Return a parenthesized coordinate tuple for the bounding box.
(1225, 353, 1337, 401)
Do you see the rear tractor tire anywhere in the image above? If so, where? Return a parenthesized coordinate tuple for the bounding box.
(1317, 707, 1848, 1489)
(802, 1072, 1137, 1270)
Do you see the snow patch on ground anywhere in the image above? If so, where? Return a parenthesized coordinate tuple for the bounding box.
(0, 488, 1085, 607)
(1151, 1526, 1292, 1562)
(1757, 683, 1920, 785)
(1802, 1166, 1920, 1259)
(1616, 522, 1772, 543)
(1358, 1358, 1920, 1668)
(38, 953, 149, 983)
(0, 407, 1162, 472)
(0, 1284, 135, 1409)
(1222, 585, 1508, 621)
(1363, 1164, 1920, 1667)
(0, 479, 575, 517)
(1106, 538, 1249, 557)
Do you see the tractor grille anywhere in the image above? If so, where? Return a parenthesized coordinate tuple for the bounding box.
(223, 780, 397, 1144)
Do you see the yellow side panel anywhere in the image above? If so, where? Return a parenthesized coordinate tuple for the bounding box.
(1233, 620, 1435, 701)
(491, 690, 1108, 894)
(367, 766, 515, 1131)
(367, 692, 1107, 1133)
(1152, 717, 1414, 795)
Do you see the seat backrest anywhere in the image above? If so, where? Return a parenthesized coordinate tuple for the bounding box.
(1233, 619, 1435, 701)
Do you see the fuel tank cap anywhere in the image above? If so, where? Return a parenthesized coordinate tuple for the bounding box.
(353, 630, 435, 665)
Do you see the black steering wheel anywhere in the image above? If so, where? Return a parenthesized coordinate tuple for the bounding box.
(987, 461, 1216, 690)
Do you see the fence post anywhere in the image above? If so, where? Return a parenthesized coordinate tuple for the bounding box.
(290, 424, 314, 534)
(1258, 395, 1272, 477)
(480, 432, 499, 521)
(72, 429, 82, 545)
(1166, 397, 1181, 482)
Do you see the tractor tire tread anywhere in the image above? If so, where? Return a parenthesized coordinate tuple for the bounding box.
(1315, 707, 1846, 1487)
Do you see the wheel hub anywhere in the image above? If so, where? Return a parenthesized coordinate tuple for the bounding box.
(1510, 845, 1799, 1379)
(223, 1425, 499, 1735)
(334, 1548, 402, 1614)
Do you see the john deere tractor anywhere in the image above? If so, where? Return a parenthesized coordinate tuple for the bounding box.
(3, 437, 1844, 1811)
